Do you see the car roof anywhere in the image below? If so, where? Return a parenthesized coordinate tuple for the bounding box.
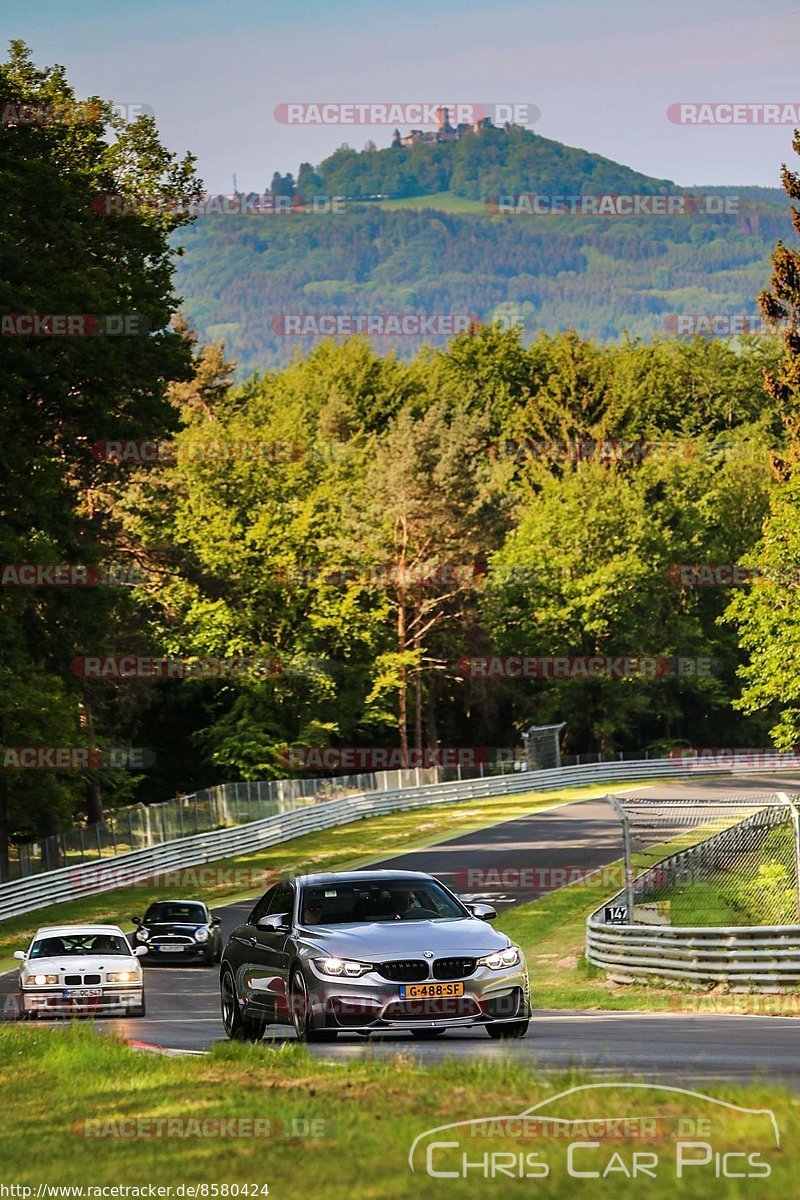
(293, 870, 436, 887)
(33, 924, 126, 937)
(144, 898, 208, 907)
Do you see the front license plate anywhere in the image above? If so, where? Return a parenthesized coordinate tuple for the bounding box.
(158, 946, 183, 952)
(399, 982, 464, 999)
(65, 988, 103, 998)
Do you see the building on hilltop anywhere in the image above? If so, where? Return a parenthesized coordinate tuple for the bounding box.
(391, 106, 494, 148)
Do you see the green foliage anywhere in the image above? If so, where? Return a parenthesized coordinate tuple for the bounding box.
(0, 41, 201, 859)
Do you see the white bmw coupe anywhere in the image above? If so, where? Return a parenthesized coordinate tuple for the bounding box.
(14, 924, 147, 1018)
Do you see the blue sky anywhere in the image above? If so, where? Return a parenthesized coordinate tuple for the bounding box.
(7, 0, 799, 191)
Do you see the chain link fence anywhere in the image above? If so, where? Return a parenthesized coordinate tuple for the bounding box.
(6, 756, 537, 881)
(607, 792, 800, 927)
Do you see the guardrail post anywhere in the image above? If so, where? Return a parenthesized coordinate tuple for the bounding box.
(607, 794, 635, 924)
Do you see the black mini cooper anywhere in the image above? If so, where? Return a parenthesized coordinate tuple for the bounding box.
(131, 900, 222, 966)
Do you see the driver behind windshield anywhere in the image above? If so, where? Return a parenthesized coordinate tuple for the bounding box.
(392, 889, 417, 919)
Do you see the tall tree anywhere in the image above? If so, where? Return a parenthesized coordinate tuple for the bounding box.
(0, 41, 201, 874)
(726, 130, 800, 747)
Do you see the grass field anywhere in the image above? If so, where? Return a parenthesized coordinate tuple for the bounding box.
(0, 1024, 791, 1197)
(364, 190, 488, 214)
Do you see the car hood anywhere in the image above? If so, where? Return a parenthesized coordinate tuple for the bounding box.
(20, 955, 138, 972)
(297, 918, 510, 959)
(144, 923, 204, 934)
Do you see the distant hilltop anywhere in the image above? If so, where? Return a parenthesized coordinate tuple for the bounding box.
(391, 105, 496, 148)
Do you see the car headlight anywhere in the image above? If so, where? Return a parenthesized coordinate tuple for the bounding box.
(314, 957, 372, 978)
(107, 970, 137, 983)
(28, 973, 58, 986)
(479, 945, 522, 971)
(194, 927, 210, 942)
(135, 928, 149, 942)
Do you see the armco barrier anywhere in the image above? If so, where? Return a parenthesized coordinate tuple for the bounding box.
(586, 921, 800, 986)
(0, 756, 774, 924)
(586, 794, 800, 986)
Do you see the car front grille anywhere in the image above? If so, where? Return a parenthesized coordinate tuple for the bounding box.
(376, 960, 429, 982)
(64, 974, 81, 985)
(151, 935, 193, 946)
(433, 957, 477, 980)
(62, 973, 103, 986)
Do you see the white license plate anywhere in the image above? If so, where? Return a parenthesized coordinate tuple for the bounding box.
(65, 988, 103, 998)
(158, 946, 183, 953)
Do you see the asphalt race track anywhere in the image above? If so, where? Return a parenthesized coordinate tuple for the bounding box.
(4, 773, 800, 1086)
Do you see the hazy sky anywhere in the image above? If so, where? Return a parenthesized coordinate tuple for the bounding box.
(7, 0, 800, 192)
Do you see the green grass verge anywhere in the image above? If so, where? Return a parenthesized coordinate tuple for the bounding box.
(0, 784, 620, 968)
(366, 190, 488, 214)
(0, 1024, 792, 1195)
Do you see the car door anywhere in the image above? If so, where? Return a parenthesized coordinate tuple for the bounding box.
(248, 882, 295, 1020)
(227, 886, 277, 1001)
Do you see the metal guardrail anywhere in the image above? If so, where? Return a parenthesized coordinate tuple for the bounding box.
(0, 755, 771, 924)
(587, 792, 800, 986)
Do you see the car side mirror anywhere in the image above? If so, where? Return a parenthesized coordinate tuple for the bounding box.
(133, 945, 148, 957)
(131, 916, 141, 925)
(257, 913, 289, 932)
(211, 917, 221, 926)
(13, 951, 25, 961)
(466, 902, 497, 922)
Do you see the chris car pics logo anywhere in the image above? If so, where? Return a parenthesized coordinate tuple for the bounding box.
(408, 1083, 779, 1180)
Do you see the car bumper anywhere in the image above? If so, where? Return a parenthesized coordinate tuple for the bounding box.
(303, 963, 531, 1031)
(142, 943, 211, 961)
(21, 987, 144, 1016)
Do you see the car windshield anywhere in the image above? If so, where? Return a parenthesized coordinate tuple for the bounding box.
(29, 934, 131, 958)
(298, 879, 467, 925)
(144, 903, 206, 924)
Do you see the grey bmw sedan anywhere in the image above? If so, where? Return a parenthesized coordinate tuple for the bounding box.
(219, 870, 531, 1042)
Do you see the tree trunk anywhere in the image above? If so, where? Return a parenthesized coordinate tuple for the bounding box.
(397, 595, 408, 758)
(413, 626, 423, 755)
(85, 777, 104, 827)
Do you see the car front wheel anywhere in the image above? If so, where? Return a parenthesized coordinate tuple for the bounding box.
(290, 969, 337, 1043)
(221, 969, 265, 1042)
